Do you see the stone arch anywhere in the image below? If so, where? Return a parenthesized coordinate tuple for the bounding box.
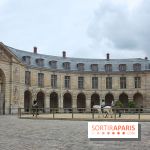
(133, 93, 143, 107)
(77, 93, 86, 112)
(0, 69, 5, 115)
(105, 93, 114, 106)
(24, 90, 32, 112)
(119, 93, 129, 107)
(91, 93, 100, 109)
(50, 92, 58, 111)
(37, 91, 45, 112)
(63, 93, 72, 112)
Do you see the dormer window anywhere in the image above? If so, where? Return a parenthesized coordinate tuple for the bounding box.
(133, 63, 141, 71)
(91, 64, 98, 72)
(63, 62, 70, 70)
(22, 56, 31, 65)
(36, 58, 44, 67)
(105, 64, 112, 72)
(119, 64, 126, 72)
(49, 60, 57, 69)
(77, 63, 84, 71)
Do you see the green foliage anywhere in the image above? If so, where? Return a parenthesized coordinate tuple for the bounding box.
(115, 100, 123, 108)
(128, 101, 136, 108)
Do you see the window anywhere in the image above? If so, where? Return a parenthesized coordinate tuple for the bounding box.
(133, 63, 141, 71)
(106, 77, 112, 89)
(36, 58, 44, 67)
(120, 77, 126, 89)
(51, 75, 57, 88)
(25, 71, 31, 86)
(22, 56, 31, 65)
(38, 73, 44, 87)
(119, 64, 126, 72)
(134, 77, 141, 88)
(77, 63, 84, 71)
(105, 64, 112, 72)
(64, 76, 70, 89)
(91, 64, 98, 72)
(63, 62, 70, 70)
(49, 60, 57, 69)
(92, 77, 98, 89)
(78, 77, 84, 89)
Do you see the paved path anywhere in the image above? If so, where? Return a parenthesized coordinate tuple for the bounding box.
(0, 116, 150, 150)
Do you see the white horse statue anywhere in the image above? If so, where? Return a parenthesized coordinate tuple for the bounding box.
(93, 105, 113, 118)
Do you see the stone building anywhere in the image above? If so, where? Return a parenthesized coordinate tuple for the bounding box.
(0, 42, 150, 114)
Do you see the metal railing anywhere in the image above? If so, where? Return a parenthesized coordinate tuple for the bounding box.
(18, 107, 150, 121)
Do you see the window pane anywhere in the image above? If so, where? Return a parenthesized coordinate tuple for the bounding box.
(51, 75, 57, 88)
(106, 77, 112, 89)
(78, 77, 84, 89)
(64, 76, 70, 88)
(38, 73, 44, 87)
(120, 77, 126, 89)
(92, 77, 98, 89)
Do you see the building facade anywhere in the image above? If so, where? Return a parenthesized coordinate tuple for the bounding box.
(0, 42, 150, 114)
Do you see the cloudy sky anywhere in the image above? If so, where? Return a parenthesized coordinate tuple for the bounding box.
(0, 0, 149, 59)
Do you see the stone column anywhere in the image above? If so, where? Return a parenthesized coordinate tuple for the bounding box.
(45, 92, 50, 112)
(86, 93, 91, 112)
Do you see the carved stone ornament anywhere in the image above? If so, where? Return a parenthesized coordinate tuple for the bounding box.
(0, 48, 10, 62)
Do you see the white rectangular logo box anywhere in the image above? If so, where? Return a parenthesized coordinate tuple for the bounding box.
(88, 122, 138, 139)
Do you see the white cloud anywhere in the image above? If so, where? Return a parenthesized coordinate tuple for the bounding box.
(87, 0, 149, 58)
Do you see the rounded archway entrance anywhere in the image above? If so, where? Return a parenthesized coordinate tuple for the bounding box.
(0, 69, 5, 115)
(77, 93, 86, 112)
(50, 92, 58, 112)
(91, 93, 100, 110)
(63, 93, 72, 112)
(105, 93, 114, 106)
(119, 93, 128, 107)
(24, 90, 32, 112)
(133, 93, 143, 107)
(37, 91, 45, 112)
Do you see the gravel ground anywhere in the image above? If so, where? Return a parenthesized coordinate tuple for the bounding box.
(0, 115, 150, 150)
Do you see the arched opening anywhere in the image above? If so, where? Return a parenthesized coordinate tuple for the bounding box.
(50, 92, 58, 112)
(24, 90, 32, 112)
(105, 93, 114, 106)
(133, 93, 143, 107)
(37, 91, 45, 112)
(91, 93, 100, 111)
(119, 93, 128, 107)
(77, 93, 86, 112)
(63, 93, 72, 112)
(0, 69, 5, 115)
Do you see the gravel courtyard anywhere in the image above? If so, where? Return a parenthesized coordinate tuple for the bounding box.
(0, 116, 150, 150)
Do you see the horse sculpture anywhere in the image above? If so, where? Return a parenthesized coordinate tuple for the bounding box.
(93, 105, 113, 118)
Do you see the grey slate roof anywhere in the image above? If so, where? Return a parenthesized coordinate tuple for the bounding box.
(7, 46, 150, 72)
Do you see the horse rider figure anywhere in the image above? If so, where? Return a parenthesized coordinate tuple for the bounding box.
(101, 99, 105, 113)
(32, 99, 39, 116)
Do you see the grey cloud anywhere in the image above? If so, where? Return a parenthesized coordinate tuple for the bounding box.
(87, 0, 150, 56)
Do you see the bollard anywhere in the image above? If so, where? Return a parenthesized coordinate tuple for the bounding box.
(92, 110, 94, 119)
(138, 108, 141, 120)
(72, 108, 74, 119)
(53, 108, 55, 119)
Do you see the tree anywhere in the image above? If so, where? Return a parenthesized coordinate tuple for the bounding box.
(128, 101, 136, 108)
(115, 100, 123, 108)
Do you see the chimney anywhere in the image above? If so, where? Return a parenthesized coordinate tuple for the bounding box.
(33, 46, 37, 54)
(106, 53, 110, 60)
(63, 51, 66, 58)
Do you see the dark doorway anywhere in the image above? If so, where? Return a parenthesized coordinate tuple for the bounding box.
(50, 92, 58, 112)
(63, 93, 72, 112)
(77, 93, 86, 112)
(24, 90, 31, 112)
